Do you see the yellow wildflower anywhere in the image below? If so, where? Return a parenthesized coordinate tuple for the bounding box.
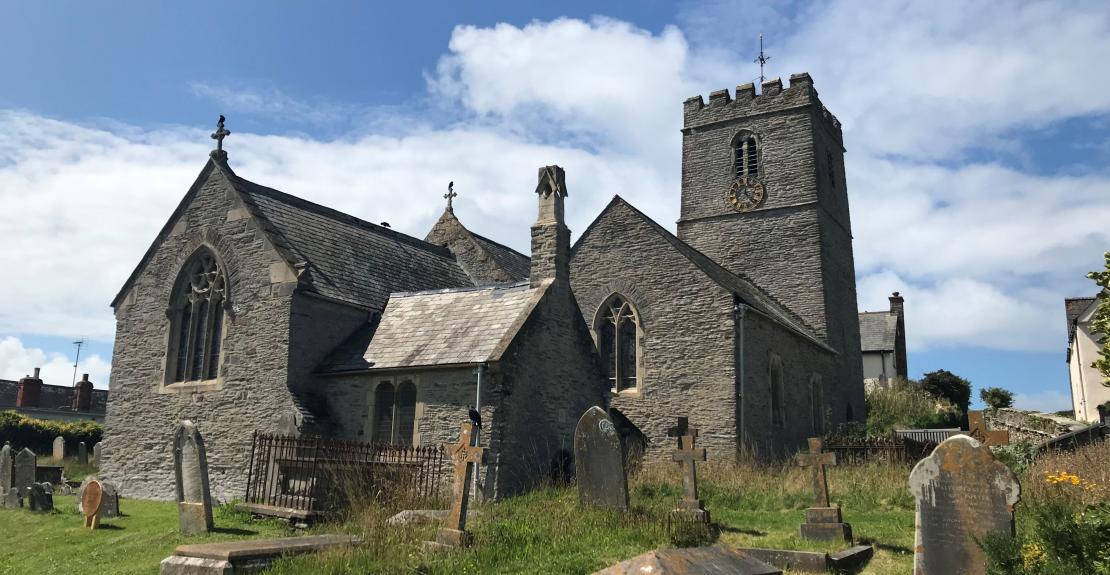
(1021, 543, 1047, 569)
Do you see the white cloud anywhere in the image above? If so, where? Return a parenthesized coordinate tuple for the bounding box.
(1013, 389, 1073, 413)
(0, 336, 110, 388)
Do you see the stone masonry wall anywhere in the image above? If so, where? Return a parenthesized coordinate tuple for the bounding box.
(571, 200, 739, 464)
(425, 210, 520, 285)
(102, 164, 302, 502)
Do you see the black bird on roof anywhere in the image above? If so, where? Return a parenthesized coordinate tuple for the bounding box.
(469, 406, 482, 429)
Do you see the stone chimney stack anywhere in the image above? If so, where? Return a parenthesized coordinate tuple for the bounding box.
(530, 165, 570, 288)
(72, 373, 94, 412)
(16, 367, 43, 408)
(888, 292, 904, 317)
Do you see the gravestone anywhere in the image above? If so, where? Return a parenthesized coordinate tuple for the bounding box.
(574, 406, 628, 510)
(14, 448, 36, 497)
(967, 411, 1010, 446)
(82, 479, 104, 528)
(78, 477, 121, 518)
(3, 487, 20, 508)
(667, 417, 709, 523)
(52, 436, 65, 461)
(425, 421, 487, 551)
(77, 441, 89, 465)
(909, 434, 1020, 575)
(0, 443, 11, 494)
(28, 482, 53, 512)
(174, 420, 214, 535)
(795, 437, 852, 541)
(92, 442, 102, 465)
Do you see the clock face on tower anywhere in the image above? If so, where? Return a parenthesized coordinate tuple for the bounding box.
(727, 176, 765, 212)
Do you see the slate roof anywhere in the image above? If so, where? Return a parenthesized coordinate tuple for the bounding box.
(469, 231, 531, 282)
(576, 197, 830, 351)
(858, 311, 898, 352)
(1065, 297, 1097, 344)
(320, 282, 547, 373)
(111, 158, 474, 311)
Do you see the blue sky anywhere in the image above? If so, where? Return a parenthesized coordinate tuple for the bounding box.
(1, 0, 1108, 414)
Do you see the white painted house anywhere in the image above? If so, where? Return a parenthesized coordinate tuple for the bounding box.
(1065, 295, 1109, 422)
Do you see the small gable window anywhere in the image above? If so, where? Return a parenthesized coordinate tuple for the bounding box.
(597, 295, 642, 393)
(769, 354, 785, 427)
(734, 135, 759, 181)
(372, 380, 417, 445)
(810, 373, 824, 435)
(168, 247, 226, 383)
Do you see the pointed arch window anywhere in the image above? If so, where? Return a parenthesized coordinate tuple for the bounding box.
(734, 134, 759, 181)
(597, 295, 642, 393)
(168, 248, 226, 383)
(372, 380, 417, 445)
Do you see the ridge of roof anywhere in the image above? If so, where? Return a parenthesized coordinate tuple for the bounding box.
(576, 195, 830, 351)
(390, 281, 531, 299)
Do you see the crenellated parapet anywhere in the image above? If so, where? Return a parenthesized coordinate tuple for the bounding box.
(683, 72, 841, 136)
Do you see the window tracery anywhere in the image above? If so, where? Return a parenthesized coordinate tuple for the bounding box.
(168, 248, 226, 383)
(597, 295, 641, 393)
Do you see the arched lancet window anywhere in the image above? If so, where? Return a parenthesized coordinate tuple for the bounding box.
(733, 134, 759, 181)
(826, 149, 836, 189)
(809, 373, 824, 435)
(769, 355, 785, 427)
(596, 295, 641, 392)
(372, 380, 417, 445)
(169, 247, 226, 383)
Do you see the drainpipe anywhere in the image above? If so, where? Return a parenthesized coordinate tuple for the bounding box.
(1074, 328, 1089, 421)
(473, 363, 486, 499)
(735, 302, 748, 456)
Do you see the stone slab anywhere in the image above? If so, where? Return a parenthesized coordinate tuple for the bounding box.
(738, 548, 829, 573)
(13, 448, 35, 497)
(159, 556, 234, 575)
(799, 521, 852, 542)
(829, 545, 875, 572)
(173, 534, 360, 561)
(805, 506, 842, 524)
(593, 546, 781, 575)
(385, 509, 481, 526)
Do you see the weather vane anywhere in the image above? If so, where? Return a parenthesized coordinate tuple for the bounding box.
(211, 115, 230, 154)
(444, 181, 457, 212)
(754, 33, 771, 84)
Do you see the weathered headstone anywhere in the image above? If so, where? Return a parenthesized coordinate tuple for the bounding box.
(909, 434, 1020, 575)
(82, 479, 104, 529)
(425, 421, 487, 551)
(574, 406, 628, 510)
(77, 441, 89, 465)
(3, 487, 20, 508)
(667, 417, 709, 523)
(174, 420, 214, 535)
(78, 476, 120, 518)
(796, 437, 852, 541)
(92, 442, 102, 465)
(967, 411, 1010, 446)
(52, 436, 65, 461)
(0, 443, 11, 494)
(28, 482, 53, 512)
(14, 448, 36, 497)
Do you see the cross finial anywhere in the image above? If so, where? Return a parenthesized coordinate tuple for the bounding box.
(210, 115, 230, 157)
(754, 33, 771, 84)
(444, 181, 458, 212)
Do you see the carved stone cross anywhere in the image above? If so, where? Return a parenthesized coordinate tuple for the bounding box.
(967, 411, 1009, 446)
(210, 115, 230, 153)
(796, 437, 836, 508)
(668, 417, 709, 522)
(444, 181, 458, 212)
(434, 421, 487, 549)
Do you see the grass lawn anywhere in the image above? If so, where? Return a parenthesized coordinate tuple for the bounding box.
(0, 496, 291, 575)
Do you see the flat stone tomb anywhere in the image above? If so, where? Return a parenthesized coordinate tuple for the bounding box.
(53, 436, 65, 461)
(159, 534, 360, 575)
(909, 434, 1020, 575)
(174, 420, 214, 535)
(574, 406, 629, 510)
(426, 421, 487, 551)
(0, 444, 11, 494)
(82, 479, 104, 529)
(593, 546, 782, 575)
(967, 411, 1010, 446)
(668, 417, 709, 523)
(795, 437, 851, 542)
(14, 448, 36, 497)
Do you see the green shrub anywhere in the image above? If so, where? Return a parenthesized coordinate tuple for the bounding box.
(0, 410, 103, 455)
(920, 369, 972, 413)
(980, 387, 1016, 409)
(994, 442, 1038, 475)
(984, 502, 1110, 575)
(865, 378, 961, 435)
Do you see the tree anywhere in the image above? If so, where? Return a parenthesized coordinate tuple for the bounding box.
(1087, 251, 1110, 387)
(979, 386, 1015, 409)
(920, 369, 972, 413)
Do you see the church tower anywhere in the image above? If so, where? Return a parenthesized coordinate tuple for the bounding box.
(676, 73, 861, 371)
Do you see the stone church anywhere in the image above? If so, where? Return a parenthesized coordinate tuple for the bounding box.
(102, 72, 865, 501)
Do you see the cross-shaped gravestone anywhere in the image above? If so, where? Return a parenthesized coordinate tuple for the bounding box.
(796, 437, 835, 507)
(427, 421, 487, 550)
(668, 417, 709, 523)
(796, 437, 852, 542)
(967, 411, 1009, 447)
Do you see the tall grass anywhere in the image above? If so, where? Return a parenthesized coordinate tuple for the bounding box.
(865, 378, 961, 434)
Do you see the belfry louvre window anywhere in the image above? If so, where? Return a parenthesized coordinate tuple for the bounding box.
(373, 380, 416, 445)
(597, 295, 641, 392)
(168, 248, 226, 383)
(734, 136, 759, 180)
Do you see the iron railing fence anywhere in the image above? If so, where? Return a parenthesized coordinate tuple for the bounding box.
(243, 432, 445, 516)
